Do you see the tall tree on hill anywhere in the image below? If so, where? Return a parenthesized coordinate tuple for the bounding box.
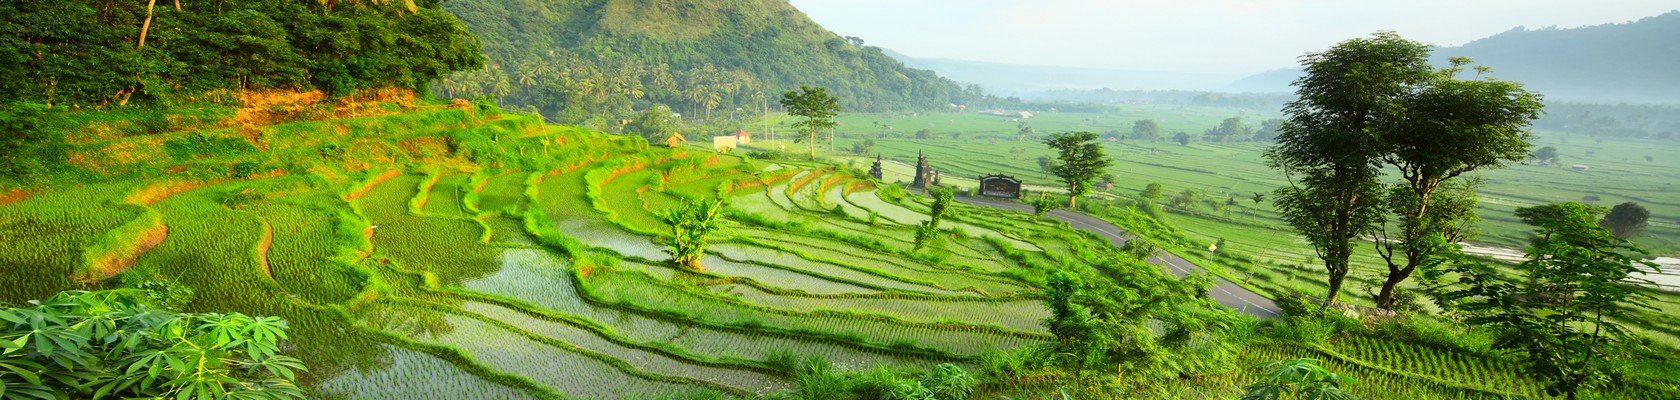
(1435, 202, 1656, 400)
(1267, 32, 1430, 304)
(1044, 131, 1112, 208)
(1599, 202, 1650, 239)
(1141, 183, 1164, 203)
(1371, 56, 1542, 310)
(1132, 119, 1161, 142)
(1254, 119, 1286, 142)
(625, 105, 681, 144)
(782, 86, 840, 160)
(1530, 146, 1560, 166)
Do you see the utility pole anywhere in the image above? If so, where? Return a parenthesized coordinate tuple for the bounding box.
(760, 91, 770, 144)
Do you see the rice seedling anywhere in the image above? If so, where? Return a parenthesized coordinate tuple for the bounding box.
(313, 343, 541, 400)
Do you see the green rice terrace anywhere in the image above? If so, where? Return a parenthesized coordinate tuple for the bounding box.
(2, 93, 1676, 399)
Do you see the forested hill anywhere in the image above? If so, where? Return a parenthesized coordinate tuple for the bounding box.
(441, 0, 978, 126)
(1230, 11, 1680, 104)
(0, 1, 482, 107)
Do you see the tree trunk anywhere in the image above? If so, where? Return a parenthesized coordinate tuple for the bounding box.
(1067, 190, 1077, 208)
(1325, 263, 1347, 304)
(807, 129, 816, 160)
(1375, 268, 1411, 308)
(173, 0, 180, 11)
(137, 0, 156, 48)
(1377, 183, 1438, 309)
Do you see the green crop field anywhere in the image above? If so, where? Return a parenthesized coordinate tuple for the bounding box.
(3, 95, 1677, 400)
(744, 106, 1680, 349)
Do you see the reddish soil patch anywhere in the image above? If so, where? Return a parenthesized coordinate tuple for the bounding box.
(844, 181, 875, 195)
(126, 180, 220, 206)
(257, 222, 274, 279)
(83, 222, 167, 283)
(600, 160, 651, 186)
(346, 170, 401, 200)
(413, 175, 440, 209)
(0, 188, 29, 206)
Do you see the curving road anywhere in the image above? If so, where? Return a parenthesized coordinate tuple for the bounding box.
(956, 196, 1282, 318)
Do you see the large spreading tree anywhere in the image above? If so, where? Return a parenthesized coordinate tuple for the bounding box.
(1598, 202, 1650, 239)
(1266, 32, 1428, 304)
(1371, 56, 1543, 309)
(781, 86, 840, 160)
(1043, 131, 1112, 208)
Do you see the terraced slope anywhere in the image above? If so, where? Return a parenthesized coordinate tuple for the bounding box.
(4, 102, 1623, 399)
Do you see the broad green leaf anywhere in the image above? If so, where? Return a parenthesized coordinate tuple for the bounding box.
(0, 310, 24, 325)
(33, 333, 51, 358)
(0, 362, 42, 386)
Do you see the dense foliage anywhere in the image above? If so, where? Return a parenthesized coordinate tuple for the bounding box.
(783, 86, 841, 159)
(1043, 132, 1112, 207)
(1268, 32, 1425, 304)
(0, 290, 304, 400)
(657, 197, 727, 270)
(1435, 202, 1658, 399)
(1267, 32, 1541, 307)
(0, 1, 482, 107)
(439, 0, 976, 128)
(1240, 358, 1354, 400)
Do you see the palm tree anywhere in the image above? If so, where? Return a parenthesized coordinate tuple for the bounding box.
(703, 92, 722, 120)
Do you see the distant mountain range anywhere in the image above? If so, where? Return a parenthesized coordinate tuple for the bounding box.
(892, 10, 1680, 105)
(1233, 11, 1680, 104)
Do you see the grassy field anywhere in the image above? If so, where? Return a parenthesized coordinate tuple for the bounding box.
(751, 111, 1679, 269)
(3, 98, 1677, 399)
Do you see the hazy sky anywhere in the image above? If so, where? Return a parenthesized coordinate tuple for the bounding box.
(788, 0, 1680, 75)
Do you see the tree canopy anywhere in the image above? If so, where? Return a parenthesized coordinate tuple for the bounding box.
(1371, 55, 1542, 309)
(1043, 131, 1112, 207)
(1, 1, 483, 107)
(1599, 202, 1650, 239)
(1435, 202, 1657, 399)
(626, 105, 682, 144)
(1131, 119, 1161, 142)
(1267, 31, 1431, 304)
(782, 86, 840, 159)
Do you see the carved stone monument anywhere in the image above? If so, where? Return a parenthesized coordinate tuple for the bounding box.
(912, 150, 932, 188)
(868, 154, 884, 180)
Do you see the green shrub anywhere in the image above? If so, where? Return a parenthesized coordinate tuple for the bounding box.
(0, 290, 306, 399)
(920, 364, 976, 400)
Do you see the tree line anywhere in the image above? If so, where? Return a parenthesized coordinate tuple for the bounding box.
(1, 1, 483, 107)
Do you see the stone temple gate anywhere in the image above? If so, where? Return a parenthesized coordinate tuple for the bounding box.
(977, 174, 1022, 199)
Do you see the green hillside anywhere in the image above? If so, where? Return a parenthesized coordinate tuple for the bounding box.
(439, 0, 980, 127)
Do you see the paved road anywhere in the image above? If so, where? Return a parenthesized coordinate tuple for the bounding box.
(956, 196, 1282, 318)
